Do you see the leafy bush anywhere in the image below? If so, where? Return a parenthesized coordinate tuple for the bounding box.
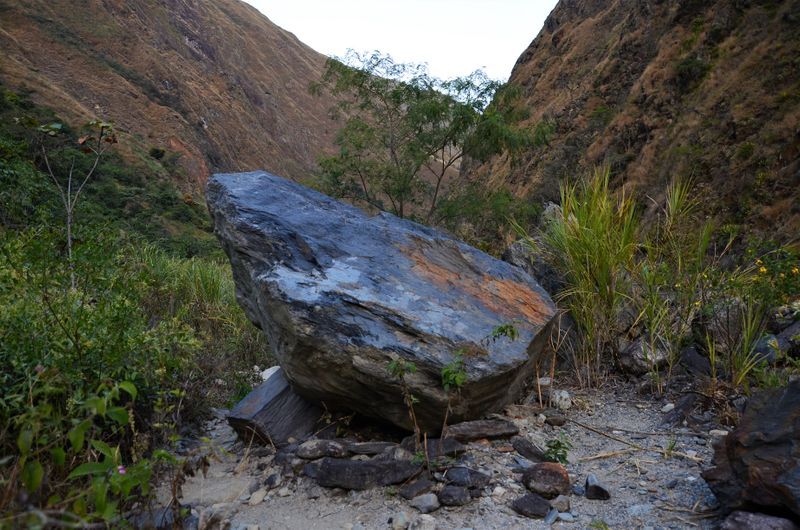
(0, 227, 267, 525)
(675, 56, 710, 91)
(437, 183, 540, 255)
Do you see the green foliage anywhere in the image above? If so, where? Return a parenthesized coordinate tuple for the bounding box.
(538, 166, 638, 386)
(148, 147, 166, 160)
(530, 166, 799, 391)
(544, 433, 572, 464)
(675, 55, 710, 91)
(0, 227, 265, 524)
(488, 323, 520, 342)
(441, 350, 467, 393)
(0, 87, 266, 524)
(436, 183, 540, 254)
(589, 106, 614, 128)
(387, 359, 417, 379)
(313, 50, 532, 223)
(735, 142, 755, 160)
(0, 84, 217, 259)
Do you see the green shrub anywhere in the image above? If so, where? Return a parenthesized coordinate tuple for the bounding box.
(148, 147, 165, 160)
(0, 227, 267, 524)
(675, 56, 710, 91)
(437, 183, 540, 255)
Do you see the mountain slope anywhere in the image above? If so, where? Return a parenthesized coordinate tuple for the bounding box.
(0, 0, 335, 187)
(478, 0, 800, 238)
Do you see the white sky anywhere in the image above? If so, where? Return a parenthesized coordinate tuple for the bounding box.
(243, 1, 558, 81)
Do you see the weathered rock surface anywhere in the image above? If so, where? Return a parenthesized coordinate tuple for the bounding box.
(399, 478, 434, 500)
(226, 366, 321, 447)
(446, 419, 519, 442)
(313, 455, 421, 490)
(522, 463, 571, 499)
(618, 336, 668, 375)
(720, 511, 799, 530)
(409, 493, 440, 514)
(438, 485, 471, 506)
(208, 171, 556, 431)
(703, 380, 800, 520)
(401, 437, 466, 461)
(585, 473, 611, 500)
(296, 439, 349, 459)
(512, 436, 546, 462)
(349, 441, 397, 455)
(511, 493, 552, 518)
(444, 467, 491, 491)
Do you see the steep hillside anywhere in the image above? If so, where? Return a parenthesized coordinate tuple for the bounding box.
(477, 0, 800, 239)
(0, 0, 335, 188)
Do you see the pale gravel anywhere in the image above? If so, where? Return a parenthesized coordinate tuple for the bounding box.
(166, 385, 721, 530)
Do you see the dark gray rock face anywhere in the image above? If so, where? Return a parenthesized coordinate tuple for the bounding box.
(227, 367, 320, 447)
(313, 456, 421, 490)
(446, 419, 519, 442)
(703, 380, 800, 520)
(208, 171, 557, 431)
(512, 435, 546, 462)
(511, 493, 551, 518)
(720, 511, 799, 530)
(438, 485, 471, 506)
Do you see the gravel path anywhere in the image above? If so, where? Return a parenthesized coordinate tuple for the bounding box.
(167, 384, 722, 530)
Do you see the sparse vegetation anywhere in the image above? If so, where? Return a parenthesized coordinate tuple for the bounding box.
(544, 433, 572, 464)
(527, 165, 799, 391)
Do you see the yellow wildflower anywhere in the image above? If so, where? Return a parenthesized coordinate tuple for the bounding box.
(756, 259, 763, 265)
(792, 266, 799, 275)
(759, 266, 767, 274)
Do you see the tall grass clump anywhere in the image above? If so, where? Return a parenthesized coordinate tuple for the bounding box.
(528, 166, 799, 393)
(541, 166, 637, 386)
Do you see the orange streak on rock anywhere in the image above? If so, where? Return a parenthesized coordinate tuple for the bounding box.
(405, 244, 551, 326)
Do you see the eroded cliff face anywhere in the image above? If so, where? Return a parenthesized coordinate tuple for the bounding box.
(0, 0, 335, 187)
(478, 0, 800, 237)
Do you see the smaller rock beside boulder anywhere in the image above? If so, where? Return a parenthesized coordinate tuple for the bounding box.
(585, 474, 611, 500)
(296, 439, 349, 459)
(409, 493, 440, 514)
(227, 367, 321, 447)
(313, 452, 421, 490)
(512, 436, 546, 462)
(438, 485, 471, 506)
(446, 419, 519, 442)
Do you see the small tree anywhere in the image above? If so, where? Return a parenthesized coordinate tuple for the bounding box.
(38, 120, 116, 290)
(312, 50, 530, 222)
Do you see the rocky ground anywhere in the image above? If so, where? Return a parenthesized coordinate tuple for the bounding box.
(161, 379, 727, 530)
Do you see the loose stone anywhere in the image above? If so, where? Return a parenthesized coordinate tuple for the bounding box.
(409, 493, 440, 514)
(585, 474, 611, 500)
(511, 493, 551, 518)
(522, 463, 571, 499)
(438, 486, 471, 506)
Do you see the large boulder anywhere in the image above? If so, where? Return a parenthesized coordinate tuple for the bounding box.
(703, 380, 800, 520)
(207, 171, 557, 431)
